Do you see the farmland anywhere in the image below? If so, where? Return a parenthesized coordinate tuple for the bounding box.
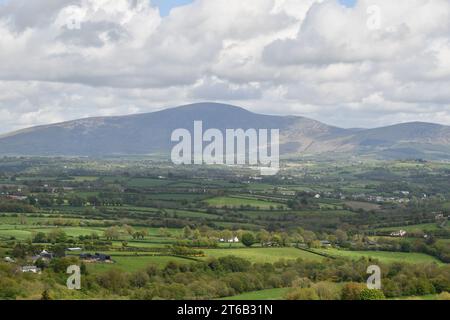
(313, 248, 443, 265)
(218, 288, 291, 300)
(0, 157, 449, 300)
(205, 196, 285, 209)
(201, 247, 325, 263)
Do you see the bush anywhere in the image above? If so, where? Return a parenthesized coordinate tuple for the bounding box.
(359, 289, 386, 300)
(286, 288, 319, 300)
(437, 292, 450, 300)
(218, 256, 251, 272)
(341, 282, 366, 300)
(241, 233, 256, 247)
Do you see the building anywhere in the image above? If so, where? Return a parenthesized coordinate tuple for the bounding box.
(21, 266, 41, 274)
(32, 250, 54, 262)
(80, 253, 112, 263)
(390, 230, 407, 237)
(4, 257, 15, 263)
(219, 237, 240, 243)
(320, 240, 332, 247)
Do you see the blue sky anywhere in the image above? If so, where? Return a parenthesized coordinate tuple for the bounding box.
(151, 0, 194, 16)
(339, 0, 357, 7)
(153, 0, 358, 16)
(0, 0, 358, 15)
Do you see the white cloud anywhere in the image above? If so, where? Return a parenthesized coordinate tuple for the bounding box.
(0, 0, 450, 133)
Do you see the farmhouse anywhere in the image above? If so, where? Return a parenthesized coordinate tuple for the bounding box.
(4, 257, 15, 263)
(219, 236, 240, 243)
(320, 240, 332, 247)
(21, 266, 41, 274)
(390, 230, 407, 237)
(32, 249, 54, 262)
(80, 253, 113, 263)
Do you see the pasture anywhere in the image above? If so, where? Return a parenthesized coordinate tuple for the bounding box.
(205, 196, 285, 209)
(219, 288, 291, 300)
(314, 248, 444, 265)
(201, 247, 325, 263)
(87, 255, 195, 273)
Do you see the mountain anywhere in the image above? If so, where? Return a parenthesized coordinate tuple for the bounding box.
(1, 102, 450, 160)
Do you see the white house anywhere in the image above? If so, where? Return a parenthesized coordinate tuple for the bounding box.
(21, 266, 41, 274)
(390, 230, 407, 237)
(219, 237, 240, 243)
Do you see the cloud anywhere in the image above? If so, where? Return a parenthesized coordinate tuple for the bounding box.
(0, 0, 450, 133)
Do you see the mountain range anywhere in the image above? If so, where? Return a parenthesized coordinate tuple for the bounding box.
(1, 102, 450, 160)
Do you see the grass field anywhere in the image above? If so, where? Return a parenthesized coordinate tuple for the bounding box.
(87, 255, 194, 273)
(315, 248, 444, 265)
(205, 196, 284, 209)
(218, 288, 291, 300)
(202, 247, 325, 263)
(0, 229, 33, 240)
(376, 222, 449, 232)
(344, 201, 381, 211)
(391, 294, 440, 300)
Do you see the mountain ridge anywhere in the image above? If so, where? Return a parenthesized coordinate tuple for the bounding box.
(1, 102, 450, 160)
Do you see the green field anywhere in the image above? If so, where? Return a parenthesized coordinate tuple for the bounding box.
(87, 255, 195, 273)
(219, 288, 291, 300)
(391, 294, 440, 300)
(202, 247, 325, 263)
(0, 229, 34, 240)
(315, 248, 444, 265)
(205, 196, 285, 209)
(376, 222, 449, 232)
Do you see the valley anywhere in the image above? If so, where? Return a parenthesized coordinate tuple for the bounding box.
(0, 156, 449, 300)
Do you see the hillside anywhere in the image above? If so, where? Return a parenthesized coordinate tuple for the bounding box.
(0, 102, 450, 159)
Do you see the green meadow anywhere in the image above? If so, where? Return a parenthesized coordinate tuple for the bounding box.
(314, 248, 443, 265)
(218, 288, 291, 300)
(205, 196, 285, 209)
(201, 247, 325, 264)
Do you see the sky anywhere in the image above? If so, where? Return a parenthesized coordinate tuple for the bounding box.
(0, 0, 450, 133)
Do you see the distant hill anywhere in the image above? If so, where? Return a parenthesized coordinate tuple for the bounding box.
(1, 102, 450, 160)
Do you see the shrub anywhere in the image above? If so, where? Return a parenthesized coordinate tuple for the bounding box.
(341, 282, 366, 300)
(360, 289, 386, 300)
(241, 233, 256, 247)
(286, 288, 319, 300)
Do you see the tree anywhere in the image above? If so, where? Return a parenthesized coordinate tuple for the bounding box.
(183, 226, 193, 239)
(129, 271, 150, 288)
(68, 196, 84, 207)
(48, 229, 67, 243)
(221, 230, 233, 243)
(11, 244, 27, 259)
(158, 227, 171, 237)
(437, 292, 450, 300)
(257, 229, 270, 246)
(313, 282, 340, 300)
(359, 289, 386, 300)
(285, 288, 319, 300)
(241, 233, 255, 247)
(122, 224, 135, 236)
(33, 232, 47, 243)
(291, 233, 305, 247)
(41, 289, 52, 300)
(341, 283, 366, 300)
(104, 226, 120, 240)
(302, 230, 317, 246)
(335, 229, 348, 243)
